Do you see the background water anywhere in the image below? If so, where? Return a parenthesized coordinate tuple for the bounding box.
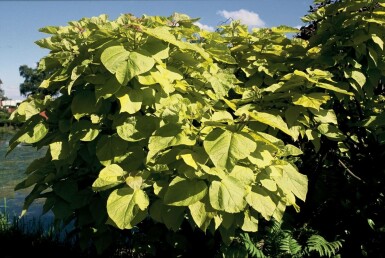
(0, 132, 53, 222)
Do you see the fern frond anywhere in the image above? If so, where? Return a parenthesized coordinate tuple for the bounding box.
(305, 234, 343, 257)
(269, 219, 283, 235)
(240, 233, 266, 258)
(279, 233, 302, 255)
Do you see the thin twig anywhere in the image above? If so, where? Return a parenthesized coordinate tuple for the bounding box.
(338, 159, 365, 183)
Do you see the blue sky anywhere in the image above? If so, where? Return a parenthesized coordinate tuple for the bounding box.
(0, 0, 313, 100)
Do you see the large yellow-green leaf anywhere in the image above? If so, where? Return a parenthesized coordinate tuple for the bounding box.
(271, 25, 300, 33)
(258, 171, 278, 191)
(137, 72, 157, 85)
(206, 72, 237, 99)
(248, 143, 276, 168)
(188, 200, 216, 232)
(246, 186, 277, 220)
(292, 93, 330, 111)
(274, 162, 308, 202)
(7, 116, 48, 154)
(38, 25, 59, 34)
(230, 165, 255, 186)
(101, 45, 129, 77)
(156, 64, 183, 82)
(204, 128, 256, 171)
(147, 123, 196, 161)
(35, 37, 60, 51)
(372, 34, 384, 50)
(116, 115, 156, 142)
(150, 65, 183, 94)
(272, 200, 287, 222)
(115, 87, 143, 114)
(19, 121, 49, 144)
(164, 176, 207, 206)
(281, 144, 303, 157)
(11, 101, 40, 121)
(315, 82, 353, 96)
(107, 187, 149, 229)
(152, 65, 183, 93)
(125, 176, 143, 190)
(249, 111, 293, 138)
(240, 209, 259, 232)
(345, 69, 366, 88)
(101, 46, 155, 85)
(317, 124, 346, 141)
(69, 120, 100, 142)
(209, 175, 247, 213)
(141, 38, 170, 61)
(176, 148, 208, 170)
(310, 109, 338, 125)
(210, 110, 234, 122)
(49, 140, 71, 160)
(92, 164, 126, 191)
(205, 42, 237, 64)
(142, 26, 212, 62)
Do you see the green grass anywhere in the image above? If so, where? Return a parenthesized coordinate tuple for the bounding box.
(0, 199, 86, 258)
(0, 126, 16, 134)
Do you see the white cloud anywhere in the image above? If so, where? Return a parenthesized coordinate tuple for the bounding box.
(194, 22, 215, 32)
(217, 9, 266, 28)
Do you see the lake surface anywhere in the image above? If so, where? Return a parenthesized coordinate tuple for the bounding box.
(0, 132, 52, 221)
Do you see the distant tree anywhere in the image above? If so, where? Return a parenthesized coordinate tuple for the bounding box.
(19, 64, 46, 97)
(0, 78, 5, 99)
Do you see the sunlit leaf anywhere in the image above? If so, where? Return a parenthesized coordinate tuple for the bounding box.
(101, 46, 155, 85)
(209, 175, 247, 213)
(107, 187, 149, 229)
(246, 186, 277, 220)
(240, 209, 259, 232)
(292, 93, 330, 111)
(92, 164, 126, 191)
(188, 200, 216, 232)
(317, 124, 346, 141)
(115, 87, 143, 114)
(147, 123, 196, 161)
(70, 120, 100, 142)
(274, 162, 308, 202)
(116, 115, 157, 142)
(204, 128, 256, 171)
(164, 176, 207, 206)
(249, 111, 293, 138)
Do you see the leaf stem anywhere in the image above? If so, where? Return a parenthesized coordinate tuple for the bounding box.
(338, 159, 365, 183)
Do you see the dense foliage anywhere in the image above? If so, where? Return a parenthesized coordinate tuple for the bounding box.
(7, 1, 385, 257)
(294, 1, 385, 257)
